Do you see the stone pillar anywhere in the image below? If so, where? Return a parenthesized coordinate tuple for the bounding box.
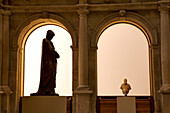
(2, 10, 10, 86)
(0, 9, 3, 113)
(159, 1, 170, 113)
(0, 10, 2, 84)
(1, 9, 12, 113)
(75, 4, 93, 113)
(77, 4, 89, 88)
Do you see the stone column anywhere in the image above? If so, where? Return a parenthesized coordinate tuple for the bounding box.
(2, 10, 10, 86)
(159, 1, 170, 113)
(0, 9, 3, 113)
(1, 10, 12, 113)
(75, 4, 93, 113)
(0, 10, 2, 84)
(77, 4, 89, 88)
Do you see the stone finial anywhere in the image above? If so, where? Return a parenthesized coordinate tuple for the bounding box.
(120, 78, 131, 96)
(119, 9, 126, 17)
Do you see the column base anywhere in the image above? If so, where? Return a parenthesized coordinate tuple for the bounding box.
(160, 85, 170, 113)
(75, 87, 93, 113)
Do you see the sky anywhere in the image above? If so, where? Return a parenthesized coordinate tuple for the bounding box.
(24, 23, 150, 96)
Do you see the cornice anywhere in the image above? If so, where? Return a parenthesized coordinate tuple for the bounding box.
(89, 2, 158, 11)
(0, 2, 160, 13)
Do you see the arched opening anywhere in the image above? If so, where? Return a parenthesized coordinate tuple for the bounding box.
(16, 17, 76, 96)
(97, 23, 151, 96)
(24, 25, 72, 96)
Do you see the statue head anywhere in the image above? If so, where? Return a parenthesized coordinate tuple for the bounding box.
(46, 30, 55, 40)
(124, 78, 127, 84)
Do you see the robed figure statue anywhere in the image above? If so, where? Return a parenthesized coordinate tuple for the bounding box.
(31, 30, 60, 95)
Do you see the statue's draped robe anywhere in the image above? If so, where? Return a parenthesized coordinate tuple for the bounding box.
(38, 38, 59, 94)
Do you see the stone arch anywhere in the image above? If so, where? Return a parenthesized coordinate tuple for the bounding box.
(90, 11, 159, 96)
(13, 12, 77, 48)
(12, 12, 77, 96)
(91, 11, 158, 48)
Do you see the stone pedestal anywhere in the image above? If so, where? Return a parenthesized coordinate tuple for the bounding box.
(117, 97, 136, 113)
(21, 96, 66, 113)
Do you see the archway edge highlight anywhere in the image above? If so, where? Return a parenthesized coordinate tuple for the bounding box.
(91, 12, 158, 48)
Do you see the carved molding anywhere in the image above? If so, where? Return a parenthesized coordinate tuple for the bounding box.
(119, 9, 126, 17)
(0, 2, 159, 13)
(160, 85, 170, 94)
(0, 86, 12, 94)
(77, 4, 89, 15)
(40, 11, 50, 18)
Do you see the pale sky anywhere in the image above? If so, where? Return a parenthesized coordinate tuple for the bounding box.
(24, 24, 150, 96)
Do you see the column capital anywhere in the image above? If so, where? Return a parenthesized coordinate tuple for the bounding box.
(0, 9, 11, 15)
(158, 1, 170, 11)
(79, 0, 87, 4)
(77, 4, 89, 15)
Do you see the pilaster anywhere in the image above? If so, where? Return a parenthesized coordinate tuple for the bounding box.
(0, 8, 2, 113)
(0, 8, 12, 113)
(2, 10, 11, 86)
(159, 1, 170, 113)
(0, 10, 2, 85)
(75, 3, 93, 113)
(160, 1, 170, 92)
(77, 4, 89, 88)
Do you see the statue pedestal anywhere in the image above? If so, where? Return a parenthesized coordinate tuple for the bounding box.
(117, 97, 136, 113)
(21, 96, 66, 113)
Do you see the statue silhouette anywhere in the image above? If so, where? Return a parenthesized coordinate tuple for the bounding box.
(31, 30, 60, 96)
